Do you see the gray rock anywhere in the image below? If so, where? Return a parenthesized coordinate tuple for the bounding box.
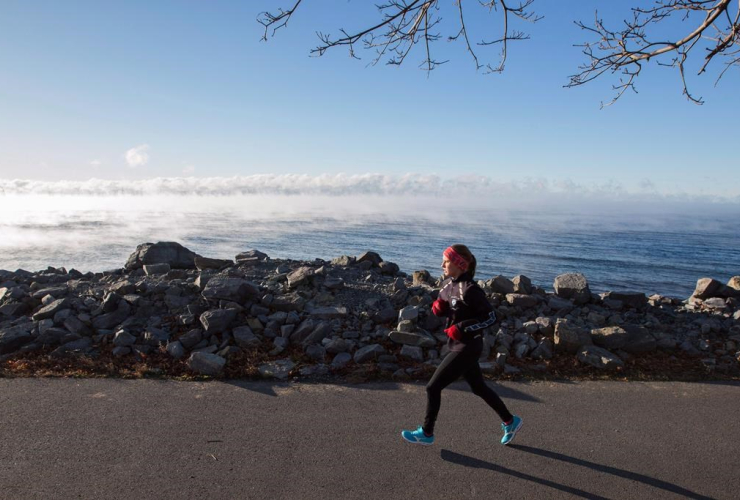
(388, 330, 437, 348)
(301, 321, 333, 346)
(357, 251, 383, 267)
(535, 316, 554, 336)
(166, 341, 186, 359)
(514, 342, 530, 359)
(233, 326, 261, 348)
(36, 327, 69, 346)
(692, 278, 724, 299)
(399, 345, 424, 362)
(602, 291, 647, 309)
(309, 306, 348, 320)
(331, 255, 355, 267)
(31, 298, 70, 321)
(187, 352, 226, 376)
(553, 273, 591, 305)
(331, 352, 352, 367)
(378, 261, 399, 275)
(488, 275, 515, 295)
(113, 330, 137, 347)
(512, 275, 532, 294)
(547, 296, 573, 311)
(372, 307, 397, 324)
(323, 277, 344, 290)
(178, 329, 202, 349)
(92, 300, 131, 330)
(143, 263, 171, 276)
(398, 306, 419, 322)
(703, 297, 728, 310)
(591, 326, 629, 350)
(50, 337, 92, 357)
(194, 256, 232, 271)
(577, 345, 624, 370)
(0, 323, 35, 354)
(289, 319, 316, 344)
(272, 336, 289, 350)
(587, 312, 606, 327)
(192, 345, 218, 354)
(143, 327, 170, 346)
(305, 344, 326, 361)
(503, 364, 521, 375)
(271, 293, 306, 312)
(412, 270, 432, 286)
(622, 325, 657, 354)
(522, 321, 539, 335)
(112, 346, 131, 357)
(325, 338, 350, 354)
(258, 359, 295, 380)
(531, 339, 554, 360)
(199, 309, 237, 334)
(61, 316, 90, 337)
(202, 277, 260, 303)
(554, 318, 592, 354)
(397, 320, 415, 333)
(506, 294, 537, 308)
(125, 241, 200, 270)
(101, 292, 121, 313)
(287, 267, 314, 289)
(354, 344, 386, 363)
(235, 249, 268, 263)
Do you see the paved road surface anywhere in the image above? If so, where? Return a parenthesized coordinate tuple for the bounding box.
(1, 378, 738, 499)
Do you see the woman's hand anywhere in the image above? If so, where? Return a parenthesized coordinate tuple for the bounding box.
(431, 298, 449, 317)
(444, 324, 463, 341)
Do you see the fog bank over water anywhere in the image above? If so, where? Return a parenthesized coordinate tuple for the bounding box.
(1, 175, 739, 211)
(1, 190, 738, 298)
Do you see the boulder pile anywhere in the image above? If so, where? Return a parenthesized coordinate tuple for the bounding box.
(1, 242, 739, 380)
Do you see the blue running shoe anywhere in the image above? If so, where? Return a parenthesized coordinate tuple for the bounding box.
(401, 426, 435, 446)
(501, 415, 523, 445)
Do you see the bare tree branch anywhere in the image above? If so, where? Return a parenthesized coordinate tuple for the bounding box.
(259, 1, 740, 104)
(257, 0, 303, 41)
(260, 1, 538, 75)
(568, 0, 739, 105)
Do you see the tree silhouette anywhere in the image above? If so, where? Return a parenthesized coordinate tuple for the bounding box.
(259, 0, 740, 106)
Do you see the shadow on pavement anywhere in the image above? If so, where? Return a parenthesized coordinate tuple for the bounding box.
(220, 379, 542, 403)
(509, 445, 716, 500)
(440, 449, 612, 500)
(221, 379, 407, 397)
(446, 381, 543, 403)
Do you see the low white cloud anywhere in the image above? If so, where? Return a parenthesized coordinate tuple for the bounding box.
(124, 144, 150, 168)
(183, 165, 195, 175)
(90, 160, 102, 167)
(0, 174, 737, 213)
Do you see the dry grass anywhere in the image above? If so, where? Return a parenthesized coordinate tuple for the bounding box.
(1, 344, 737, 383)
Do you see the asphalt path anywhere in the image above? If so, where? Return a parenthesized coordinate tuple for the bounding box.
(1, 378, 738, 500)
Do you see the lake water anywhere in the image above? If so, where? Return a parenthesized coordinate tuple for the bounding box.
(1, 194, 738, 299)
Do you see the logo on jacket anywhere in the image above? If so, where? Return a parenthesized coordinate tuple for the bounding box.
(450, 298, 459, 309)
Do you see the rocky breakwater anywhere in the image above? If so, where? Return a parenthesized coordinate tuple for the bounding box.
(1, 241, 739, 380)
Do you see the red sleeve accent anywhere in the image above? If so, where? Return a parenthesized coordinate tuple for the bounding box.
(445, 324, 463, 341)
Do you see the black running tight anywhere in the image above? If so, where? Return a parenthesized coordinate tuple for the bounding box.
(423, 347, 513, 435)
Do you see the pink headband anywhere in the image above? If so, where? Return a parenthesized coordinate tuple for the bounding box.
(443, 247, 469, 272)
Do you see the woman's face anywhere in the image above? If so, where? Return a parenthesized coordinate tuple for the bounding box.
(441, 256, 464, 279)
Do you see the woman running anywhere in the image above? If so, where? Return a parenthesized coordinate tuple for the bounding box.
(401, 244, 522, 446)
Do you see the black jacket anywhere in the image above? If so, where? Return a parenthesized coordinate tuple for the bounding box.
(438, 272, 497, 352)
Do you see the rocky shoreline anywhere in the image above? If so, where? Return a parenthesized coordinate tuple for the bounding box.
(1, 242, 739, 381)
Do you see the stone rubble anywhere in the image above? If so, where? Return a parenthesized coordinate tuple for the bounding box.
(1, 241, 739, 380)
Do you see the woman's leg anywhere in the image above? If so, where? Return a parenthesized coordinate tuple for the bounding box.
(462, 360, 514, 423)
(423, 350, 468, 435)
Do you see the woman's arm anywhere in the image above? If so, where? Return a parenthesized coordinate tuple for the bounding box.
(445, 286, 497, 340)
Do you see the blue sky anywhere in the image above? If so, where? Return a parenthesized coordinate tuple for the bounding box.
(0, 0, 738, 200)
